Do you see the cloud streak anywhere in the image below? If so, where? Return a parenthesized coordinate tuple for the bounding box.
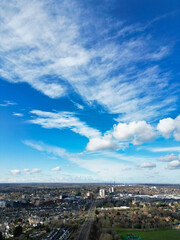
(0, 100, 16, 107)
(30, 110, 101, 139)
(13, 112, 24, 117)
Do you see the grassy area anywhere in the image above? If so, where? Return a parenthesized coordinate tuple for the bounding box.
(117, 229, 180, 240)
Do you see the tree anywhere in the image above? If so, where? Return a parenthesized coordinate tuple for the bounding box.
(99, 233, 113, 240)
(95, 209, 99, 215)
(0, 232, 3, 240)
(13, 225, 23, 237)
(46, 226, 50, 233)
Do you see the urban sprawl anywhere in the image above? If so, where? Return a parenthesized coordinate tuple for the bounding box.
(0, 184, 180, 240)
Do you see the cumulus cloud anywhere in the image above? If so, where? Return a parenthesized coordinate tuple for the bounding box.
(157, 115, 180, 140)
(158, 153, 178, 162)
(30, 168, 41, 173)
(166, 160, 180, 170)
(10, 169, 21, 175)
(113, 121, 156, 145)
(51, 166, 61, 171)
(86, 135, 119, 151)
(30, 110, 100, 139)
(139, 162, 156, 168)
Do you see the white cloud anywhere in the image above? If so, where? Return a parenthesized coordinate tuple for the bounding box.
(29, 110, 158, 150)
(0, 0, 175, 121)
(23, 140, 45, 151)
(10, 169, 20, 175)
(157, 115, 180, 140)
(51, 166, 61, 171)
(31, 81, 65, 99)
(73, 102, 84, 110)
(166, 160, 180, 170)
(76, 104, 84, 110)
(22, 168, 41, 174)
(23, 140, 162, 181)
(86, 135, 119, 151)
(23, 140, 70, 160)
(30, 168, 41, 173)
(139, 162, 156, 168)
(158, 153, 178, 162)
(29, 111, 180, 152)
(0, 100, 16, 107)
(157, 117, 176, 138)
(13, 112, 24, 117)
(113, 121, 156, 145)
(30, 110, 100, 139)
(149, 46, 170, 60)
(149, 146, 180, 152)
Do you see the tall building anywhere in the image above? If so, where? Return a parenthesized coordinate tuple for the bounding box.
(0, 200, 6, 208)
(99, 189, 105, 197)
(87, 192, 93, 200)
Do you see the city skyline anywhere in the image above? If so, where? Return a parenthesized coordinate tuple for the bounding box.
(0, 0, 180, 183)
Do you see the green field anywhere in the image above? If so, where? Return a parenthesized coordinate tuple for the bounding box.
(117, 229, 180, 240)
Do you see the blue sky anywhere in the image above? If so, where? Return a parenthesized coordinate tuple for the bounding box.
(0, 0, 180, 183)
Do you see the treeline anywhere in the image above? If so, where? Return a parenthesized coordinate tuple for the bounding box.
(88, 218, 120, 240)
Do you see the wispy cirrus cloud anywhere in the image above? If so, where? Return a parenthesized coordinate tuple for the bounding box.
(0, 100, 16, 107)
(23, 140, 69, 159)
(23, 168, 41, 174)
(149, 146, 180, 152)
(13, 112, 24, 117)
(23, 140, 160, 181)
(30, 110, 101, 139)
(0, 0, 176, 121)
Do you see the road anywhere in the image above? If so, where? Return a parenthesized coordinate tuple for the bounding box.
(76, 201, 96, 240)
